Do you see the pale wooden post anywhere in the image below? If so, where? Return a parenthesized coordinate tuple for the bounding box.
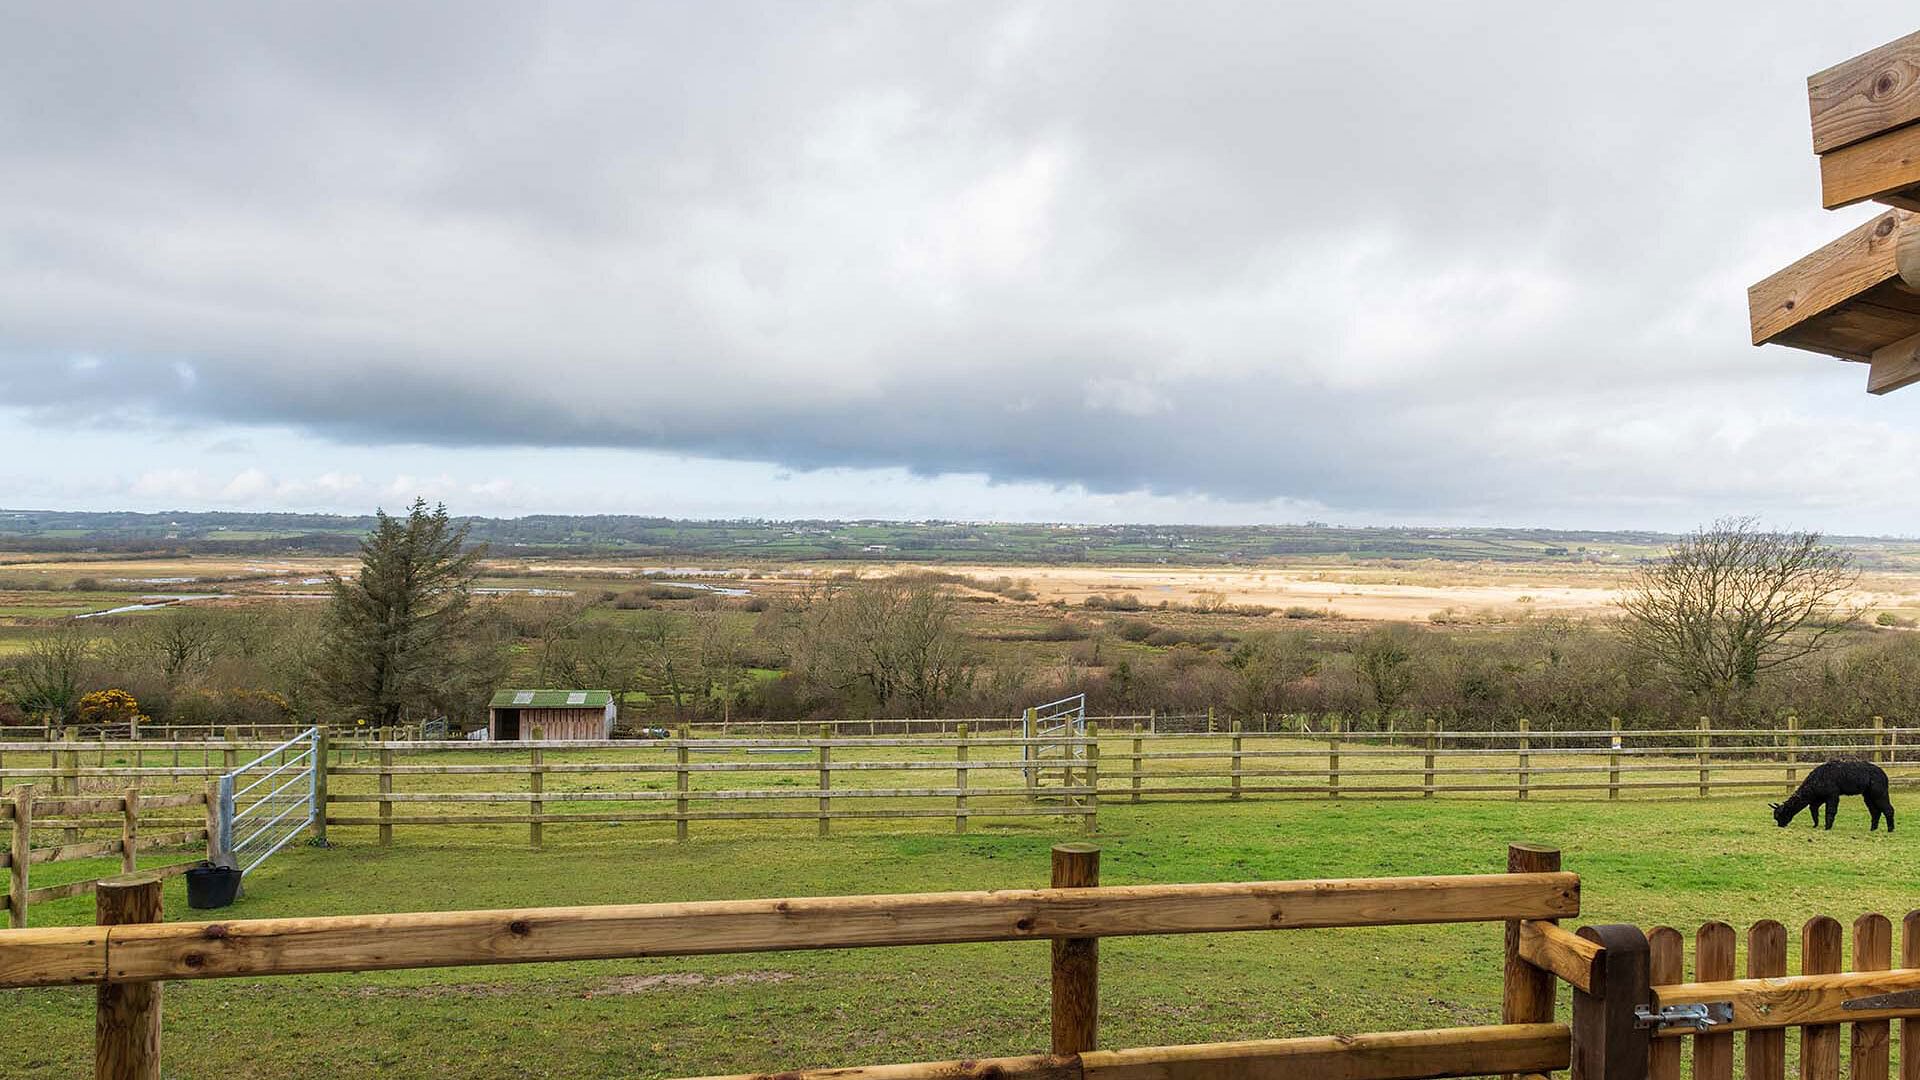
(817, 724, 832, 837)
(1083, 721, 1098, 834)
(1874, 715, 1887, 764)
(311, 725, 329, 846)
(1788, 712, 1801, 784)
(1207, 706, 1216, 734)
(675, 726, 690, 842)
(1697, 716, 1711, 798)
(1423, 718, 1437, 797)
(223, 726, 239, 773)
(1328, 718, 1341, 798)
(954, 723, 968, 835)
(1130, 725, 1143, 804)
(95, 873, 163, 1080)
(1230, 720, 1243, 801)
(377, 744, 393, 847)
(1023, 708, 1038, 801)
(1517, 718, 1531, 801)
(120, 787, 138, 874)
(1148, 707, 1156, 734)
(1608, 717, 1621, 801)
(62, 729, 79, 844)
(202, 782, 223, 867)
(529, 726, 544, 850)
(8, 784, 29, 929)
(1050, 843, 1099, 1055)
(1502, 843, 1560, 1031)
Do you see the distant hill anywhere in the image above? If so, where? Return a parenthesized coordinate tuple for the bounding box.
(2, 509, 1917, 568)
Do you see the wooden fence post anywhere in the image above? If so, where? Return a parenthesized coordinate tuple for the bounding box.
(1083, 721, 1098, 834)
(120, 787, 138, 875)
(1328, 718, 1341, 799)
(1803, 916, 1844, 1080)
(1874, 715, 1887, 764)
(529, 726, 544, 850)
(377, 744, 393, 848)
(1423, 719, 1437, 798)
(202, 782, 224, 867)
(1503, 843, 1560, 1030)
(1518, 719, 1531, 801)
(1207, 706, 1216, 734)
(1608, 717, 1621, 801)
(62, 729, 79, 844)
(1694, 922, 1735, 1080)
(676, 726, 690, 842)
(1902, 912, 1920, 1080)
(1570, 923, 1650, 1080)
(1024, 708, 1038, 802)
(1230, 721, 1243, 801)
(1747, 920, 1787, 1080)
(223, 726, 239, 773)
(1697, 716, 1711, 798)
(1050, 842, 1099, 1055)
(955, 723, 968, 835)
(1854, 913, 1893, 1080)
(1788, 712, 1801, 785)
(95, 873, 163, 1080)
(311, 725, 329, 846)
(1131, 725, 1143, 804)
(8, 785, 29, 929)
(818, 724, 832, 838)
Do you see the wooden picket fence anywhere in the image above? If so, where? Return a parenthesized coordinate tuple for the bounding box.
(0, 841, 1584, 1080)
(1, 785, 211, 928)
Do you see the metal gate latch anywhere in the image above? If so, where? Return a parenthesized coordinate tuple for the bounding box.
(1635, 1003, 1733, 1031)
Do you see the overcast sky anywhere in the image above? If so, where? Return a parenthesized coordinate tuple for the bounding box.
(5, 2, 1920, 531)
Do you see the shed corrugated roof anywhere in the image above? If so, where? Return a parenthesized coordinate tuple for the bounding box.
(489, 689, 613, 709)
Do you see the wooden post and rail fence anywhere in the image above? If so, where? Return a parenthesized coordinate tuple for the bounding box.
(13, 840, 1920, 1080)
(2, 786, 212, 929)
(2, 719, 1916, 854)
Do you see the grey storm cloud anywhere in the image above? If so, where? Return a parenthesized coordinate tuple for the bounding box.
(4, 1, 1920, 521)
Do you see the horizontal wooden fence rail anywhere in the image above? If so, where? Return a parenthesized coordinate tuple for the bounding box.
(0, 842, 1580, 1080)
(2, 786, 211, 928)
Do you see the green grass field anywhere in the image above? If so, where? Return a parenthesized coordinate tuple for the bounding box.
(4, 795, 1913, 1079)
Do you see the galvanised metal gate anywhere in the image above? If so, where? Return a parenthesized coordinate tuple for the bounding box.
(214, 726, 320, 876)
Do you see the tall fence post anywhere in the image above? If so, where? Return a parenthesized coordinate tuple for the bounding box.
(1230, 720, 1243, 801)
(95, 873, 163, 1080)
(954, 723, 968, 835)
(311, 725, 329, 846)
(62, 729, 79, 844)
(1697, 716, 1711, 797)
(1423, 719, 1437, 797)
(529, 726, 545, 850)
(1083, 721, 1099, 834)
(215, 775, 235, 870)
(1327, 718, 1341, 799)
(202, 782, 223, 868)
(676, 726, 690, 842)
(1023, 708, 1038, 801)
(1874, 715, 1887, 764)
(1787, 713, 1800, 785)
(1503, 843, 1560, 1033)
(1207, 706, 1216, 734)
(1131, 724, 1143, 804)
(1518, 718, 1531, 801)
(1608, 717, 1621, 801)
(120, 786, 138, 875)
(377, 744, 393, 848)
(818, 724, 832, 838)
(1050, 842, 1099, 1055)
(1570, 923, 1651, 1080)
(7, 784, 29, 928)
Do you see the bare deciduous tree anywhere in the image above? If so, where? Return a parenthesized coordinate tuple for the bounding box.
(1618, 517, 1859, 714)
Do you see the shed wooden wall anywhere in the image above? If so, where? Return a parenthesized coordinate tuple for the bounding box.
(513, 707, 610, 740)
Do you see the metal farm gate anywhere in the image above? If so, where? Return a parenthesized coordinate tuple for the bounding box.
(1021, 694, 1089, 797)
(213, 726, 320, 876)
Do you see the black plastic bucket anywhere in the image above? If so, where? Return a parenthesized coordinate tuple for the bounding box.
(185, 863, 241, 910)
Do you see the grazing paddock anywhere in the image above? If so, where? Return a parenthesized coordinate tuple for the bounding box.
(2, 796, 1913, 1079)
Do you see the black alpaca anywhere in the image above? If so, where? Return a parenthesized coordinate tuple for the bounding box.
(1771, 760, 1895, 832)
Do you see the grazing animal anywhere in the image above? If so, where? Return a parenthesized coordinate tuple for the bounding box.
(1771, 760, 1894, 832)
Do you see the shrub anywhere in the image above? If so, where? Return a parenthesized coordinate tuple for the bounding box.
(1113, 618, 1158, 642)
(1283, 606, 1330, 620)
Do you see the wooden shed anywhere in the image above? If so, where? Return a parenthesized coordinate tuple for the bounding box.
(487, 690, 616, 741)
